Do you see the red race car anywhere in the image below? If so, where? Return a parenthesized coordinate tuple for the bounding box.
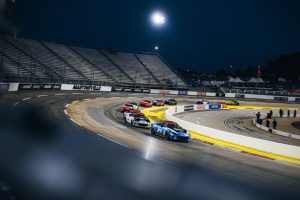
(139, 100, 152, 107)
(121, 103, 135, 112)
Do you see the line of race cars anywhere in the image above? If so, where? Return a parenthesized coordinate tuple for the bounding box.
(120, 99, 190, 142)
(119, 99, 240, 143)
(196, 99, 240, 106)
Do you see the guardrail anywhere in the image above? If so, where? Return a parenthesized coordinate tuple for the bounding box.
(165, 105, 300, 162)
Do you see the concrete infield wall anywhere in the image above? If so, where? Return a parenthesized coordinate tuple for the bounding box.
(165, 106, 300, 160)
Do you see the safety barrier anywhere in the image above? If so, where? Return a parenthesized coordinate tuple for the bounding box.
(61, 84, 112, 92)
(2, 82, 300, 102)
(150, 89, 216, 97)
(0, 83, 19, 92)
(253, 118, 300, 140)
(225, 93, 299, 102)
(164, 105, 300, 163)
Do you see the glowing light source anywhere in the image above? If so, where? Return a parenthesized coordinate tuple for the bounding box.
(154, 46, 159, 50)
(151, 11, 166, 26)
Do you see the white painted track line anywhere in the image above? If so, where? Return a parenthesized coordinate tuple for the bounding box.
(97, 134, 128, 148)
(70, 118, 81, 126)
(37, 94, 48, 97)
(12, 102, 19, 107)
(22, 97, 31, 101)
(54, 93, 65, 96)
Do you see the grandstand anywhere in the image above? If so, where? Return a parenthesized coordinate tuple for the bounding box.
(0, 35, 186, 88)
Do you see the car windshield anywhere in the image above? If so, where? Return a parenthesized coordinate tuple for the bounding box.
(165, 123, 179, 129)
(136, 117, 149, 122)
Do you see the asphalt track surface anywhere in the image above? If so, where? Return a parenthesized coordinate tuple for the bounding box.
(1, 91, 300, 200)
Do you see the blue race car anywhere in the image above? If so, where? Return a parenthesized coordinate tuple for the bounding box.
(150, 121, 191, 142)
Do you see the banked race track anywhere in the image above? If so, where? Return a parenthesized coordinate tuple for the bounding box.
(1, 90, 300, 200)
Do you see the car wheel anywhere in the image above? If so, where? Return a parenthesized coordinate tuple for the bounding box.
(164, 132, 169, 140)
(151, 127, 155, 135)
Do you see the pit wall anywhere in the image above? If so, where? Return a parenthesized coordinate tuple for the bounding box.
(164, 105, 300, 164)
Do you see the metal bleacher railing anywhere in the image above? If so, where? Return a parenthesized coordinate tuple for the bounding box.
(0, 35, 188, 89)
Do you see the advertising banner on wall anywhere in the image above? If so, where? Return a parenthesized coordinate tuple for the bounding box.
(113, 87, 123, 92)
(159, 90, 171, 95)
(61, 84, 112, 92)
(19, 84, 61, 90)
(197, 92, 206, 96)
(123, 88, 133, 92)
(8, 83, 19, 91)
(187, 91, 197, 96)
(142, 89, 150, 93)
(209, 104, 222, 109)
(0, 83, 9, 92)
(184, 105, 194, 111)
(195, 104, 206, 110)
(235, 94, 245, 98)
(178, 91, 188, 95)
(274, 96, 288, 101)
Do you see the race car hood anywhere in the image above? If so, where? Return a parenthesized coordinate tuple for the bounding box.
(173, 128, 186, 133)
(138, 120, 150, 124)
(169, 128, 189, 136)
(177, 132, 190, 137)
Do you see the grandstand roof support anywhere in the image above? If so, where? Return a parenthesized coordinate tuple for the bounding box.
(134, 53, 161, 84)
(39, 41, 88, 81)
(68, 46, 119, 84)
(2, 37, 62, 81)
(98, 50, 135, 83)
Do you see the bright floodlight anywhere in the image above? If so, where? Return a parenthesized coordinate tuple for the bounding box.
(154, 46, 159, 50)
(151, 11, 166, 26)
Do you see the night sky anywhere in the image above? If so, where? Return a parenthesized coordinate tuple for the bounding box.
(13, 0, 300, 73)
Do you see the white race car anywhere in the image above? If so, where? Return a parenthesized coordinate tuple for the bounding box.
(196, 99, 209, 104)
(124, 113, 151, 128)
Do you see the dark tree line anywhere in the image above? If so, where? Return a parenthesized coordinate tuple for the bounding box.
(264, 52, 300, 83)
(179, 52, 300, 86)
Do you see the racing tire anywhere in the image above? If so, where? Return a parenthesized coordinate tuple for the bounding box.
(151, 127, 156, 135)
(164, 132, 170, 140)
